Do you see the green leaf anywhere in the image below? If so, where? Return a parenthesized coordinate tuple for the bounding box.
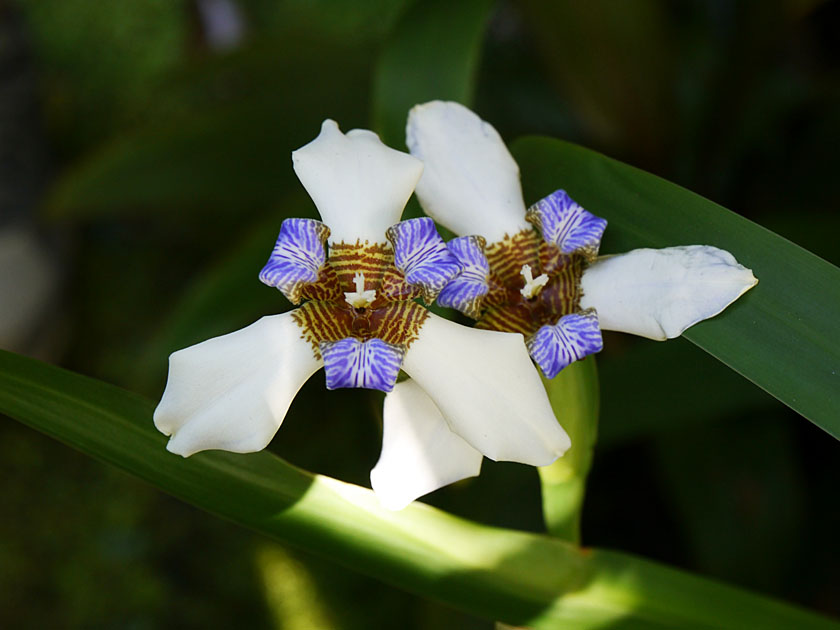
(515, 0, 674, 160)
(598, 336, 775, 446)
(512, 136, 840, 439)
(128, 209, 297, 392)
(44, 36, 373, 220)
(654, 416, 804, 593)
(251, 0, 413, 42)
(2, 350, 837, 629)
(19, 0, 185, 152)
(372, 0, 495, 148)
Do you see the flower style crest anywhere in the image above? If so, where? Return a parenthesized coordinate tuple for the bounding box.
(154, 118, 572, 511)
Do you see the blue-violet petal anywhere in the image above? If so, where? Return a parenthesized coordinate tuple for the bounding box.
(526, 310, 603, 378)
(436, 235, 490, 319)
(259, 218, 329, 304)
(386, 217, 461, 303)
(526, 190, 607, 258)
(320, 337, 405, 392)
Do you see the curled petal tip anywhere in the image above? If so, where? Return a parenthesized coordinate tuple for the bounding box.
(164, 436, 195, 458)
(320, 119, 339, 132)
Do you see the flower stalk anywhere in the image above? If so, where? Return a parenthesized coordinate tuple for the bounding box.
(537, 357, 599, 543)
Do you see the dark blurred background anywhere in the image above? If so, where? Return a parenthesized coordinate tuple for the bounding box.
(1, 0, 838, 628)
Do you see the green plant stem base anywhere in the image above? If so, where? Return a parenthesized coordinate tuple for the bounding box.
(538, 357, 599, 544)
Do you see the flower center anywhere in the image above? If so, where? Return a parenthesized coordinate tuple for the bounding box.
(289, 241, 431, 359)
(259, 217, 460, 393)
(344, 271, 377, 308)
(519, 264, 549, 299)
(467, 229, 583, 336)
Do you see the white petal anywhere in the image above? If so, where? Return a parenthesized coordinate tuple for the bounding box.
(406, 101, 531, 243)
(580, 245, 758, 341)
(402, 313, 571, 464)
(154, 313, 322, 457)
(371, 379, 483, 510)
(293, 120, 424, 245)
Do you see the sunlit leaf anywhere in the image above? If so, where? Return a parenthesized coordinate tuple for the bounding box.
(1, 350, 836, 629)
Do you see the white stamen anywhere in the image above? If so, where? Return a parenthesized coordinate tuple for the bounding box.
(344, 272, 377, 308)
(519, 264, 549, 299)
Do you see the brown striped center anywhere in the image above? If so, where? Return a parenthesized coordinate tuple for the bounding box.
(475, 229, 584, 335)
(291, 241, 428, 359)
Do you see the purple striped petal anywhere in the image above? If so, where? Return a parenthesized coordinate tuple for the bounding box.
(436, 235, 490, 319)
(526, 190, 606, 258)
(259, 218, 329, 304)
(526, 310, 603, 378)
(386, 218, 461, 303)
(320, 337, 405, 392)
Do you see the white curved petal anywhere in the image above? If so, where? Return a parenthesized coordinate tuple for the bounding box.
(154, 313, 322, 457)
(402, 313, 570, 464)
(406, 101, 531, 243)
(371, 379, 483, 510)
(293, 120, 423, 245)
(580, 245, 758, 340)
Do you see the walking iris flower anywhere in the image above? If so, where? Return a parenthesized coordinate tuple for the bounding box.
(405, 101, 758, 379)
(154, 119, 571, 510)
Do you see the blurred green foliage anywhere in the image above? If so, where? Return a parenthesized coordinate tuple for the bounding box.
(20, 0, 185, 154)
(2, 0, 838, 627)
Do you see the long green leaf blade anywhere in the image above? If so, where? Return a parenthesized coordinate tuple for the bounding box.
(371, 0, 494, 147)
(1, 350, 836, 628)
(512, 137, 840, 438)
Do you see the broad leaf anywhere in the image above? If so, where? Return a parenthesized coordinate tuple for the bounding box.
(598, 336, 774, 445)
(513, 137, 840, 439)
(1, 350, 836, 629)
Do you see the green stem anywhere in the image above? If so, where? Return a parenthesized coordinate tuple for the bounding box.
(538, 357, 600, 543)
